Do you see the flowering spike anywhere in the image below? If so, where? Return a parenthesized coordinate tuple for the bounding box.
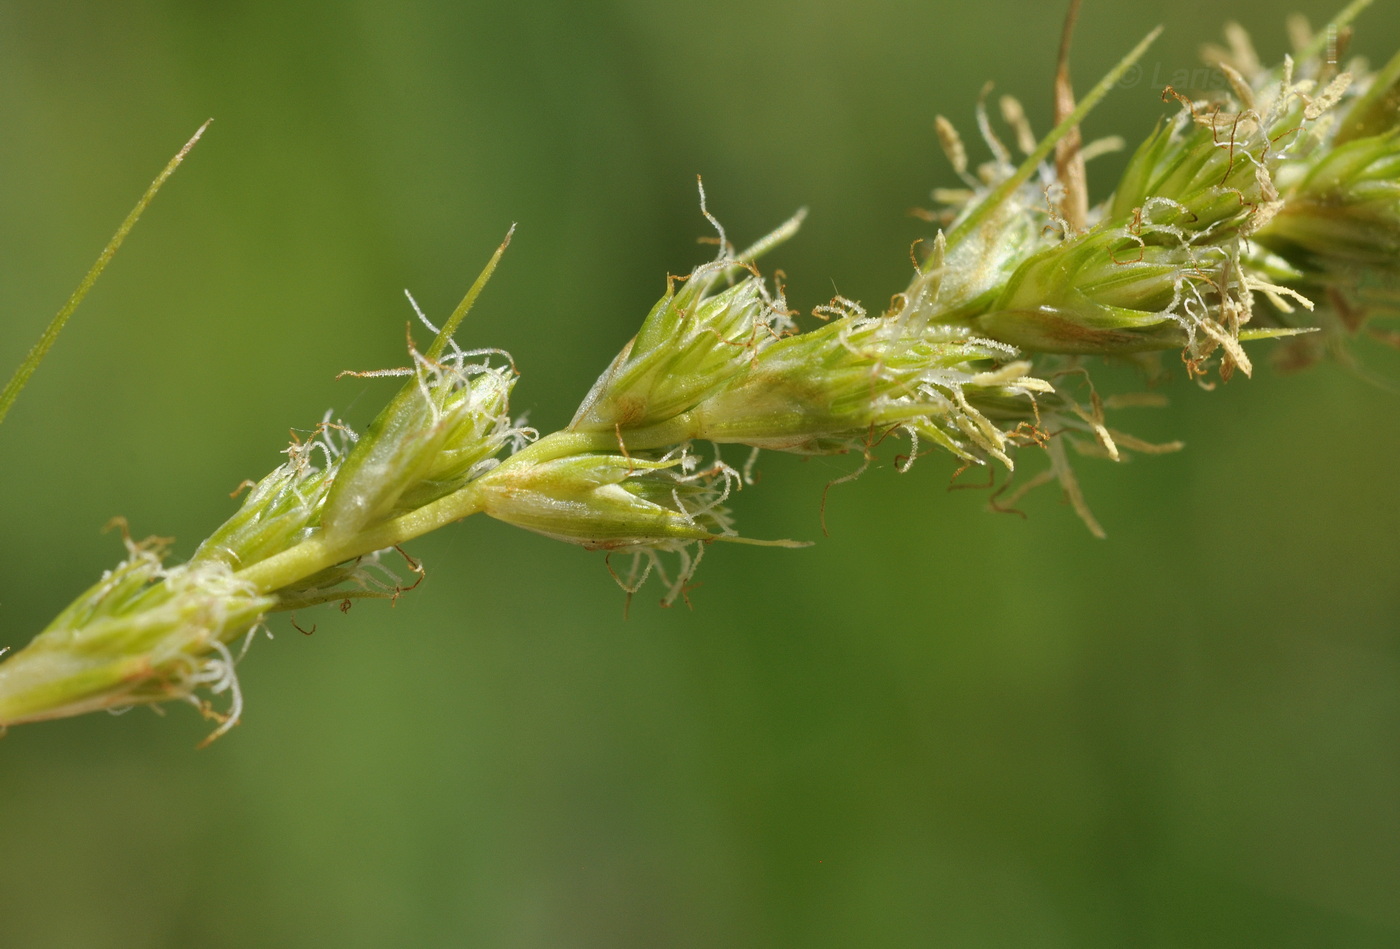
(2, 9, 1397, 736)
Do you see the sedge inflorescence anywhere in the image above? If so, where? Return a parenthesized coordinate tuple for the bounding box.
(1, 7, 1396, 739)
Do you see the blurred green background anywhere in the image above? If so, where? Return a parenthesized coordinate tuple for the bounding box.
(1, 0, 1398, 946)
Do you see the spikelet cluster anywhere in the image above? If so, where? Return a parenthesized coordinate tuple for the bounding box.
(2, 10, 1396, 738)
